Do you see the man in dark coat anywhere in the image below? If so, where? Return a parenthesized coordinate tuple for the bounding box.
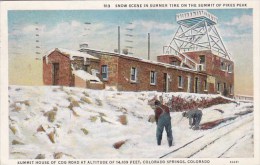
(182, 109, 202, 130)
(154, 100, 173, 147)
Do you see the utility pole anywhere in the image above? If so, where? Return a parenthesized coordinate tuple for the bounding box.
(148, 33, 150, 60)
(125, 22, 134, 55)
(118, 26, 120, 54)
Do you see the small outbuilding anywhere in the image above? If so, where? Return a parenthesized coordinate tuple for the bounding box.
(43, 48, 104, 89)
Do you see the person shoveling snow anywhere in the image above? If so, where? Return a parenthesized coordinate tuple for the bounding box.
(182, 108, 203, 130)
(154, 100, 173, 147)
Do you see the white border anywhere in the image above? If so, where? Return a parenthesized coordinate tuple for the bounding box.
(1, 1, 260, 165)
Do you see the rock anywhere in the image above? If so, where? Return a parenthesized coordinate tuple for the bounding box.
(98, 112, 106, 117)
(83, 91, 90, 97)
(89, 116, 98, 122)
(95, 99, 102, 106)
(9, 125, 17, 134)
(12, 140, 24, 145)
(35, 154, 45, 159)
(48, 131, 55, 143)
(44, 110, 56, 123)
(53, 107, 58, 111)
(81, 128, 89, 135)
(54, 152, 75, 159)
(71, 109, 80, 117)
(100, 116, 111, 123)
(113, 140, 127, 149)
(10, 103, 22, 111)
(118, 115, 128, 125)
(68, 103, 73, 110)
(68, 97, 80, 106)
(22, 100, 30, 106)
(80, 97, 92, 104)
(148, 115, 156, 123)
(67, 97, 74, 102)
(37, 125, 46, 132)
(54, 152, 63, 159)
(15, 88, 22, 91)
(71, 100, 80, 107)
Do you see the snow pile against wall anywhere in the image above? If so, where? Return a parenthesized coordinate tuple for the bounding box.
(72, 69, 101, 82)
(8, 85, 253, 159)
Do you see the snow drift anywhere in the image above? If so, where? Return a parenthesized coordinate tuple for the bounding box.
(9, 85, 254, 159)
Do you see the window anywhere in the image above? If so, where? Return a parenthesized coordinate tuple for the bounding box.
(227, 64, 233, 73)
(171, 61, 178, 66)
(101, 65, 108, 80)
(178, 76, 183, 88)
(204, 80, 208, 91)
(150, 71, 157, 85)
(199, 55, 205, 64)
(230, 85, 233, 95)
(224, 83, 227, 90)
(217, 82, 221, 92)
(197, 64, 205, 71)
(130, 67, 137, 82)
(221, 61, 226, 71)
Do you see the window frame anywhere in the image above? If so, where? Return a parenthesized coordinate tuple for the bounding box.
(178, 76, 183, 88)
(101, 65, 108, 80)
(227, 64, 233, 73)
(130, 67, 137, 82)
(221, 61, 227, 71)
(199, 55, 205, 64)
(150, 71, 157, 85)
(204, 80, 208, 91)
(229, 84, 233, 95)
(217, 82, 221, 92)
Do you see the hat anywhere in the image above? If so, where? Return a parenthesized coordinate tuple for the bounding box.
(154, 100, 161, 105)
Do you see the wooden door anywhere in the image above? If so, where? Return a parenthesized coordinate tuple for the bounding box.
(52, 63, 59, 85)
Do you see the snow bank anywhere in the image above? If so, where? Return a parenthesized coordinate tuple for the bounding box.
(8, 85, 254, 159)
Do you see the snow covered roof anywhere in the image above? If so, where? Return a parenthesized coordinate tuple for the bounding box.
(73, 69, 100, 82)
(80, 48, 202, 74)
(45, 48, 98, 60)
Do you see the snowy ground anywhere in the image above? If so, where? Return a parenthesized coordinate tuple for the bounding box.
(8, 85, 254, 159)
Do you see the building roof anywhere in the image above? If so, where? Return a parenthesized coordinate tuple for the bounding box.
(80, 48, 206, 75)
(176, 10, 218, 27)
(45, 48, 99, 60)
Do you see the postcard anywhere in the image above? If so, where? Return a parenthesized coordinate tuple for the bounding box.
(1, 1, 259, 165)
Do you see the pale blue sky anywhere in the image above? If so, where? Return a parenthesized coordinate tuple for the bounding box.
(8, 9, 253, 95)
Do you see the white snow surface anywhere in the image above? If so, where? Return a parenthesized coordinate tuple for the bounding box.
(9, 85, 254, 159)
(45, 48, 98, 60)
(73, 70, 101, 82)
(44, 48, 98, 64)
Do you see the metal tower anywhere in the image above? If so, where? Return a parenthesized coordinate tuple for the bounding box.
(164, 10, 230, 69)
